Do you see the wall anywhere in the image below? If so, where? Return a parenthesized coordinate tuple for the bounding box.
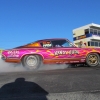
(73, 29, 85, 37)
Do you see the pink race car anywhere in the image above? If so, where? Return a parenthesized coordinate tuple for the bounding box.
(1, 38, 100, 70)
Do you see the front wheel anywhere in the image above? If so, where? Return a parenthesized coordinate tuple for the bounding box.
(22, 55, 42, 70)
(86, 53, 100, 67)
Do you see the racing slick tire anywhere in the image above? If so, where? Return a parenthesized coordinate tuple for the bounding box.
(22, 55, 43, 70)
(86, 53, 100, 67)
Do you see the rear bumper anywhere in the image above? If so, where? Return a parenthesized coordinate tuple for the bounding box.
(1, 55, 6, 60)
(5, 59, 21, 63)
(1, 55, 21, 63)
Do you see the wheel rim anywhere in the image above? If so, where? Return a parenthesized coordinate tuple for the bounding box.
(88, 54, 98, 65)
(26, 56, 38, 69)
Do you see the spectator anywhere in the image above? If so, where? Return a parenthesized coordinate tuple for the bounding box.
(79, 41, 86, 48)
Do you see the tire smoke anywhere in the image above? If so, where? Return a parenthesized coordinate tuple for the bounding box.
(38, 64, 71, 70)
(0, 59, 27, 73)
(0, 58, 74, 73)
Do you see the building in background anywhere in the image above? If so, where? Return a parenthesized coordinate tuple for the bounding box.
(73, 23, 100, 48)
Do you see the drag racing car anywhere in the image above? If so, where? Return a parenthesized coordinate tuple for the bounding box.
(1, 38, 100, 70)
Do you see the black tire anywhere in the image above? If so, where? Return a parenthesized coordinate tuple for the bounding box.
(22, 55, 42, 70)
(86, 53, 100, 67)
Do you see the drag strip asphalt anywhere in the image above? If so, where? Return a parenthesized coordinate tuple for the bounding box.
(0, 66, 100, 100)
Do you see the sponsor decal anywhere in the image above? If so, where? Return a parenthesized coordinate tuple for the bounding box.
(43, 41, 52, 47)
(7, 50, 19, 58)
(7, 55, 19, 58)
(8, 50, 19, 54)
(70, 61, 79, 63)
(54, 50, 79, 55)
(43, 44, 52, 47)
(80, 59, 85, 62)
(76, 35, 86, 40)
(54, 51, 66, 55)
(68, 50, 79, 55)
(78, 35, 86, 39)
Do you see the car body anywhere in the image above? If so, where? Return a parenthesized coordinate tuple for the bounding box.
(1, 38, 100, 70)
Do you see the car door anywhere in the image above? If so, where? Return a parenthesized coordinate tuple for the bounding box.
(51, 40, 85, 63)
(40, 41, 56, 59)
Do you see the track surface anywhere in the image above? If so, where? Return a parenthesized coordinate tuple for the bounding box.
(0, 66, 100, 100)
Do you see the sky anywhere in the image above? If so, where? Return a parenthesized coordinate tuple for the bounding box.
(0, 0, 100, 49)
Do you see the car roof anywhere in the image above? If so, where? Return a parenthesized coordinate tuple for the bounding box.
(36, 38, 67, 42)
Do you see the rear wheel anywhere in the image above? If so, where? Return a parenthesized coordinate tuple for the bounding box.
(86, 53, 100, 67)
(22, 55, 42, 70)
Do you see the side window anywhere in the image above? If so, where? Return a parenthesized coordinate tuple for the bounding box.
(94, 30, 97, 35)
(52, 40, 73, 47)
(98, 30, 100, 36)
(90, 29, 93, 34)
(91, 42, 94, 46)
(62, 41, 72, 47)
(85, 29, 89, 35)
(88, 41, 90, 46)
(40, 41, 52, 48)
